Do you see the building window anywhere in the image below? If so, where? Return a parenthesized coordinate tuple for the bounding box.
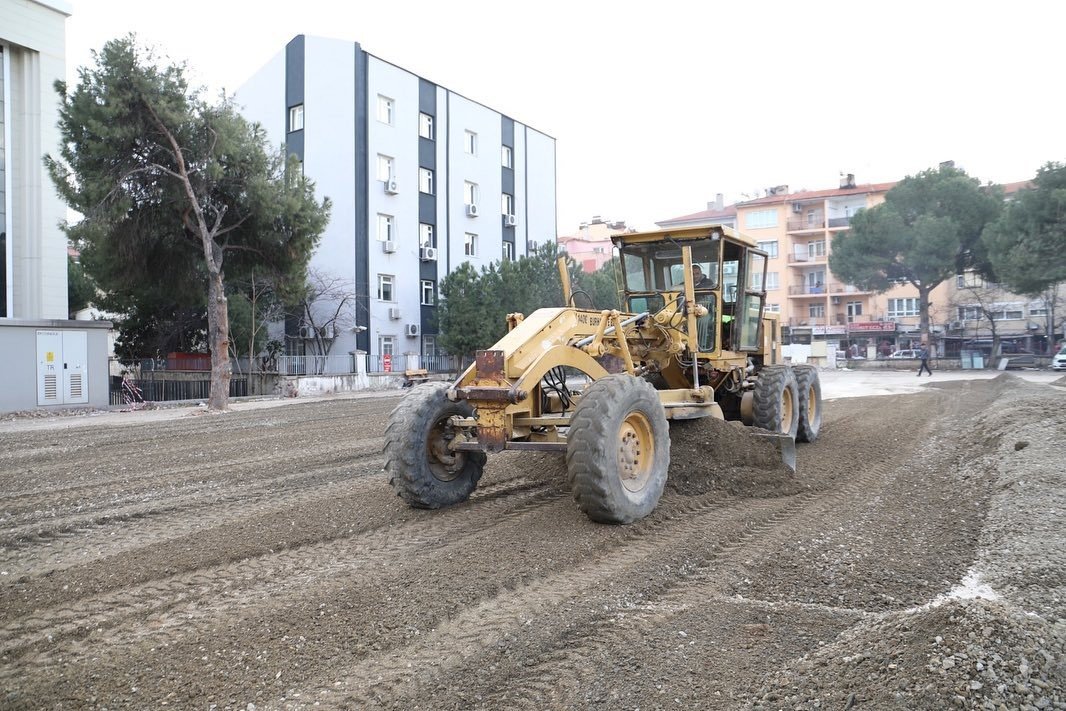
(419, 223, 435, 248)
(809, 303, 826, 319)
(765, 303, 781, 313)
(991, 306, 1024, 321)
(501, 145, 512, 168)
(377, 274, 395, 301)
(464, 232, 477, 257)
(421, 280, 436, 306)
(1030, 302, 1048, 317)
(419, 168, 434, 195)
(423, 335, 437, 358)
(887, 298, 919, 317)
(757, 240, 779, 258)
(958, 306, 982, 321)
(377, 155, 394, 182)
(503, 242, 514, 262)
(807, 240, 826, 258)
(288, 104, 304, 132)
(376, 214, 394, 242)
(464, 130, 477, 155)
(377, 95, 394, 125)
(745, 209, 777, 230)
(379, 335, 395, 357)
(419, 112, 434, 140)
(501, 193, 514, 216)
(759, 272, 779, 290)
(464, 182, 479, 206)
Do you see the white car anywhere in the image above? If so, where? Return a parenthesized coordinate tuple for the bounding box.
(1053, 346, 1066, 371)
(887, 349, 920, 359)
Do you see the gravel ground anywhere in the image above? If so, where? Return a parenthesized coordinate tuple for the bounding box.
(0, 372, 1062, 710)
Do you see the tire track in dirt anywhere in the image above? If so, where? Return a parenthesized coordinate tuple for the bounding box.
(0, 474, 562, 661)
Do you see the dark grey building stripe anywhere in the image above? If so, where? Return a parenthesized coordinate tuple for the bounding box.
(419, 79, 438, 334)
(501, 115, 515, 251)
(284, 36, 304, 161)
(354, 43, 370, 353)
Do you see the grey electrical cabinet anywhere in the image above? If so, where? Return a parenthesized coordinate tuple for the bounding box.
(36, 330, 89, 405)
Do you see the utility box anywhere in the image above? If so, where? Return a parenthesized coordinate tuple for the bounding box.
(36, 330, 89, 405)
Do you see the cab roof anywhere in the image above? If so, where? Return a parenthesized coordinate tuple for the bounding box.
(610, 223, 758, 248)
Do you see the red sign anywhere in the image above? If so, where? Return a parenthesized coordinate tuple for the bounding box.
(849, 321, 897, 332)
(383, 354, 392, 372)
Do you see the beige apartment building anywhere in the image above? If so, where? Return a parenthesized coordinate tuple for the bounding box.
(658, 175, 1061, 358)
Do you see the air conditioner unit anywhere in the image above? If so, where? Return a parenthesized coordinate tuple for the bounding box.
(388, 307, 402, 320)
(405, 323, 420, 337)
(831, 297, 841, 304)
(420, 246, 438, 261)
(298, 325, 314, 339)
(466, 203, 479, 217)
(949, 320, 963, 330)
(319, 324, 336, 339)
(503, 213, 516, 227)
(384, 179, 399, 194)
(792, 203, 803, 214)
(382, 240, 396, 254)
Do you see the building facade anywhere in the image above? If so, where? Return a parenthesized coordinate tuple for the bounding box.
(0, 0, 70, 321)
(557, 216, 634, 273)
(657, 176, 1061, 357)
(236, 35, 557, 364)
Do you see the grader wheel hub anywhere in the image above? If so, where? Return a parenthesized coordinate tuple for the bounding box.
(618, 412, 654, 492)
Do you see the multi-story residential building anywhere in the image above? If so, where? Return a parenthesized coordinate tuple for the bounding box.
(557, 216, 634, 273)
(658, 175, 1061, 357)
(1, 0, 70, 320)
(236, 35, 557, 365)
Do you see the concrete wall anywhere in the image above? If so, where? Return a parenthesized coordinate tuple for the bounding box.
(0, 319, 111, 413)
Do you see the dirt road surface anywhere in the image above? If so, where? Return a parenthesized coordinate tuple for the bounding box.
(1, 371, 1063, 710)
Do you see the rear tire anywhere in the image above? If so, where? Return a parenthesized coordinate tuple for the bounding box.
(752, 365, 799, 439)
(385, 382, 486, 508)
(793, 365, 822, 443)
(566, 375, 670, 524)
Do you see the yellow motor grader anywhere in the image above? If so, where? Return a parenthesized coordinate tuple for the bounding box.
(385, 225, 822, 524)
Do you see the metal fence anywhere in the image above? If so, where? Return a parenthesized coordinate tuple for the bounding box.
(109, 376, 248, 405)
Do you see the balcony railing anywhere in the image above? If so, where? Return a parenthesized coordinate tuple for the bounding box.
(786, 252, 828, 264)
(828, 216, 851, 228)
(786, 218, 826, 232)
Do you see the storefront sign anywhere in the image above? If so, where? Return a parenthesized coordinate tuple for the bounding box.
(848, 321, 897, 332)
(812, 325, 848, 335)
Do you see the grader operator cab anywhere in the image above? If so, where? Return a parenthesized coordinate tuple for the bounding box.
(384, 225, 822, 524)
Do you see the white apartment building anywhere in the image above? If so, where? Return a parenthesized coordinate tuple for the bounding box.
(236, 35, 557, 363)
(1, 0, 70, 320)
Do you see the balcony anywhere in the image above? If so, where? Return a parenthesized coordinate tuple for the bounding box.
(786, 217, 826, 233)
(787, 283, 870, 297)
(787, 252, 828, 264)
(828, 216, 851, 229)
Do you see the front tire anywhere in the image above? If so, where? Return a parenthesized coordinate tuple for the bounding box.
(752, 365, 800, 439)
(566, 375, 670, 524)
(793, 365, 822, 443)
(385, 382, 486, 508)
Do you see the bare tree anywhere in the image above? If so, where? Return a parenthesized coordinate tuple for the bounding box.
(949, 276, 1015, 357)
(292, 268, 363, 364)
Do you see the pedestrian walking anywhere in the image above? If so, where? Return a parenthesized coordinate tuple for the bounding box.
(917, 344, 933, 376)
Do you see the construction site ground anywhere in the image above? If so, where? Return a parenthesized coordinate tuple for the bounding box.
(1, 369, 1063, 710)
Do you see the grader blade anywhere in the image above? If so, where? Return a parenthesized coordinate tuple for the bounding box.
(748, 430, 797, 472)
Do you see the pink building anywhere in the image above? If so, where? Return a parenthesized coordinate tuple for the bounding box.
(558, 217, 634, 273)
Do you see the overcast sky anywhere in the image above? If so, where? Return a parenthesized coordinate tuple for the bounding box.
(65, 0, 1066, 234)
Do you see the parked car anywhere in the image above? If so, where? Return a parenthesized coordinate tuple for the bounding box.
(1053, 346, 1066, 372)
(887, 349, 920, 359)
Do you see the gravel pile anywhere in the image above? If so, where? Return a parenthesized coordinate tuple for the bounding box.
(666, 417, 802, 498)
(748, 376, 1066, 710)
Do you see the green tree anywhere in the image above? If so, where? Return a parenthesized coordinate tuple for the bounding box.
(829, 164, 1001, 343)
(437, 262, 488, 360)
(46, 36, 330, 409)
(67, 255, 96, 318)
(982, 162, 1066, 294)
